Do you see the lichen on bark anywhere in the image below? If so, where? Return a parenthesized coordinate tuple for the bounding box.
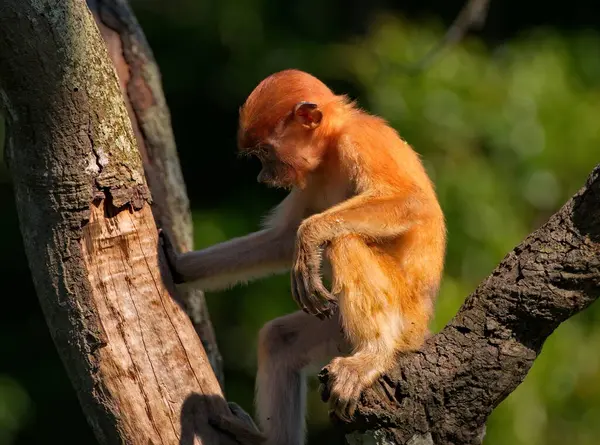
(88, 0, 223, 384)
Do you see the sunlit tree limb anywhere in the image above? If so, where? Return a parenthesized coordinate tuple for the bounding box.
(323, 163, 600, 444)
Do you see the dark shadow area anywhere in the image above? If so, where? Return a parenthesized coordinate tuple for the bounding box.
(0, 184, 98, 444)
(180, 393, 266, 445)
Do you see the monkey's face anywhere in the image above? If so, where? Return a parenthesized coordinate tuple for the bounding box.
(244, 142, 299, 190)
(238, 101, 329, 190)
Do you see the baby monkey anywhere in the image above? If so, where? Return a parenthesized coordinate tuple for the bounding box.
(165, 69, 446, 445)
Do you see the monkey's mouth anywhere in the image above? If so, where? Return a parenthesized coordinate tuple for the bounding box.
(239, 145, 295, 189)
(256, 159, 294, 189)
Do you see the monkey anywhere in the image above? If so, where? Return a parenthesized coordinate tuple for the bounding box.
(163, 69, 446, 445)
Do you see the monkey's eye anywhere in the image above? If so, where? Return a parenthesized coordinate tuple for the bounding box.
(259, 143, 275, 152)
(252, 143, 274, 158)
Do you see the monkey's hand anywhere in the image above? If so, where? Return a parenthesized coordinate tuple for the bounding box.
(291, 228, 336, 319)
(158, 229, 185, 284)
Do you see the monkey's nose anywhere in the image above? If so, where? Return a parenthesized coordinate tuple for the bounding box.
(257, 168, 269, 183)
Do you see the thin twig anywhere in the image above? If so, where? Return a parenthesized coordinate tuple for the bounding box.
(407, 0, 491, 73)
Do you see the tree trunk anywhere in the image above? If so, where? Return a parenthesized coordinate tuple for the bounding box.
(323, 163, 600, 444)
(3, 1, 599, 444)
(86, 0, 223, 386)
(0, 1, 258, 444)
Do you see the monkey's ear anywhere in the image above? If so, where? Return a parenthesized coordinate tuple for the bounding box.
(293, 102, 323, 129)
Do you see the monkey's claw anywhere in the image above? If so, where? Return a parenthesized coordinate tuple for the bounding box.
(318, 358, 366, 423)
(291, 244, 336, 319)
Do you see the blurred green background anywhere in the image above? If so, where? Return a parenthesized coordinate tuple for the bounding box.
(1, 1, 600, 444)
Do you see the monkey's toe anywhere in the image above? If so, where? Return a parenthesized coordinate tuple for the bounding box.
(328, 394, 359, 423)
(322, 357, 366, 423)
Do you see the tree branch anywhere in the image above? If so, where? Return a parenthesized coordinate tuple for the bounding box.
(407, 0, 491, 73)
(0, 1, 259, 443)
(322, 164, 600, 444)
(86, 0, 223, 387)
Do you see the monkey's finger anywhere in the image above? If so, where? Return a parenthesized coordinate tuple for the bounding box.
(306, 293, 328, 319)
(312, 302, 332, 320)
(308, 291, 329, 320)
(291, 270, 310, 312)
(290, 273, 302, 307)
(318, 300, 337, 319)
(316, 309, 331, 320)
(158, 229, 185, 284)
(293, 273, 320, 317)
(312, 282, 336, 316)
(301, 272, 321, 316)
(313, 311, 327, 321)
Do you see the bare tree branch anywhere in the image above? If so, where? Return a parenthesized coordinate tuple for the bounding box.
(86, 0, 223, 387)
(408, 0, 491, 72)
(322, 163, 600, 444)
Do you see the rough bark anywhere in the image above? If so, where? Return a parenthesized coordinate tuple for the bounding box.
(323, 162, 600, 444)
(86, 0, 223, 386)
(0, 1, 258, 444)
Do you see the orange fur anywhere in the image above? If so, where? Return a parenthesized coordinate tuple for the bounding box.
(169, 69, 446, 445)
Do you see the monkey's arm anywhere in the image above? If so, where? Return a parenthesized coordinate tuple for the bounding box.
(292, 193, 432, 316)
(299, 194, 428, 242)
(169, 228, 297, 291)
(164, 192, 305, 291)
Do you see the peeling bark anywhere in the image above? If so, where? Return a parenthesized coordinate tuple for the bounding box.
(86, 0, 223, 386)
(321, 163, 600, 444)
(0, 1, 255, 443)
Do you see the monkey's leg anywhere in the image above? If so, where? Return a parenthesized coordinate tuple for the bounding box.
(323, 236, 431, 421)
(256, 310, 348, 445)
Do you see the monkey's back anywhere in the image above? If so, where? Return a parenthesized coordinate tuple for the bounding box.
(332, 112, 447, 326)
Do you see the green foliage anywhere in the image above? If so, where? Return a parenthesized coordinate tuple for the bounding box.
(196, 16, 600, 445)
(0, 376, 31, 445)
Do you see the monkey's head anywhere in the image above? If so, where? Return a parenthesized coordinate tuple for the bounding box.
(237, 69, 345, 189)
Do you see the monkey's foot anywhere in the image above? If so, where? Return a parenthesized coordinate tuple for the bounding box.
(318, 357, 372, 422)
(208, 402, 266, 445)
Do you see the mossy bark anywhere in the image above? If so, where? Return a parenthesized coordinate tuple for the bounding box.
(87, 0, 223, 386)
